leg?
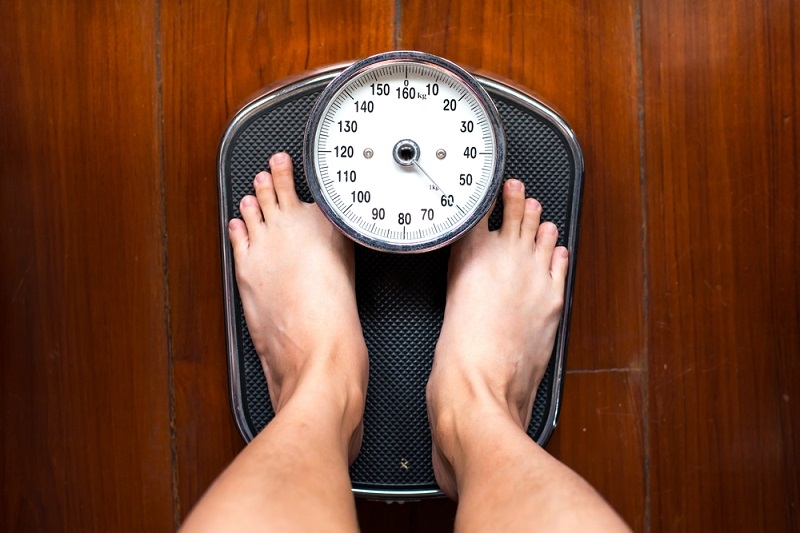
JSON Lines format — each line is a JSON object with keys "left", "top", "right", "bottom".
{"left": 427, "top": 179, "right": 631, "bottom": 532}
{"left": 181, "top": 153, "right": 367, "bottom": 532}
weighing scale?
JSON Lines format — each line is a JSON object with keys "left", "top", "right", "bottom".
{"left": 218, "top": 51, "right": 583, "bottom": 499}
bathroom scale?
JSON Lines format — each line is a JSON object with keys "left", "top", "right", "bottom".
{"left": 218, "top": 52, "right": 583, "bottom": 499}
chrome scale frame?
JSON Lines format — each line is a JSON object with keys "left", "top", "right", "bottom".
{"left": 217, "top": 58, "right": 584, "bottom": 500}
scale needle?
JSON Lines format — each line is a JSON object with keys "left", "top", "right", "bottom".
{"left": 411, "top": 160, "right": 448, "bottom": 196}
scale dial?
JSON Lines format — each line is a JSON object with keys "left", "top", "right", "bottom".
{"left": 303, "top": 51, "right": 506, "bottom": 253}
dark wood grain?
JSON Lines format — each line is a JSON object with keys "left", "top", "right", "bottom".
{"left": 642, "top": 0, "right": 800, "bottom": 530}
{"left": 159, "top": 0, "right": 396, "bottom": 520}
{"left": 0, "top": 1, "right": 174, "bottom": 530}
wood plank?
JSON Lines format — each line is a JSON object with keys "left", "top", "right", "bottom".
{"left": 548, "top": 371, "right": 646, "bottom": 531}
{"left": 159, "top": 0, "right": 396, "bottom": 519}
{"left": 402, "top": 0, "right": 645, "bottom": 371}
{"left": 642, "top": 0, "right": 800, "bottom": 530}
{"left": 0, "top": 1, "right": 174, "bottom": 530}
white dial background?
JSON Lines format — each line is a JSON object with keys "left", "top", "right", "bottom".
{"left": 311, "top": 61, "right": 499, "bottom": 248}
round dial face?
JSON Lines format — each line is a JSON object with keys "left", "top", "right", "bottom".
{"left": 304, "top": 51, "right": 505, "bottom": 253}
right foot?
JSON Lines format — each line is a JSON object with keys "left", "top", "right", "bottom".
{"left": 229, "top": 153, "right": 369, "bottom": 462}
{"left": 426, "top": 179, "right": 569, "bottom": 498}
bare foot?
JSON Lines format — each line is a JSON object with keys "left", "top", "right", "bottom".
{"left": 426, "top": 178, "right": 569, "bottom": 498}
{"left": 229, "top": 153, "right": 368, "bottom": 462}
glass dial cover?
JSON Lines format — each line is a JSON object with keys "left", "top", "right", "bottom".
{"left": 303, "top": 51, "right": 506, "bottom": 253}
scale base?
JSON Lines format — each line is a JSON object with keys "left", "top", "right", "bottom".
{"left": 218, "top": 64, "right": 583, "bottom": 500}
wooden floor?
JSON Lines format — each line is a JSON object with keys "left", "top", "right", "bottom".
{"left": 1, "top": 1, "right": 797, "bottom": 531}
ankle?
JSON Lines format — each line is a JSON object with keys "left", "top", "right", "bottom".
{"left": 428, "top": 390, "right": 533, "bottom": 500}
{"left": 282, "top": 352, "right": 367, "bottom": 431}
{"left": 427, "top": 375, "right": 515, "bottom": 463}
{"left": 427, "top": 358, "right": 528, "bottom": 428}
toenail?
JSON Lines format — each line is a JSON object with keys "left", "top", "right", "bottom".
{"left": 255, "top": 172, "right": 267, "bottom": 184}
{"left": 507, "top": 179, "right": 523, "bottom": 191}
{"left": 271, "top": 152, "right": 287, "bottom": 164}
{"left": 525, "top": 198, "right": 541, "bottom": 210}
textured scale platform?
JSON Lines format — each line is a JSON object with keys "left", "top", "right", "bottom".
{"left": 218, "top": 66, "right": 583, "bottom": 499}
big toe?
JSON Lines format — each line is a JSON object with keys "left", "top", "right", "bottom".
{"left": 269, "top": 152, "right": 301, "bottom": 209}
{"left": 499, "top": 179, "right": 526, "bottom": 238}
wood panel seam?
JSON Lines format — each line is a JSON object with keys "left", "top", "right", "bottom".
{"left": 152, "top": 0, "right": 182, "bottom": 527}
{"left": 633, "top": 1, "right": 650, "bottom": 531}
{"left": 394, "top": 0, "right": 401, "bottom": 49}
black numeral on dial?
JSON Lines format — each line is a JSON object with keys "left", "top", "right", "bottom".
{"left": 351, "top": 191, "right": 371, "bottom": 203}
{"left": 335, "top": 145, "right": 354, "bottom": 158}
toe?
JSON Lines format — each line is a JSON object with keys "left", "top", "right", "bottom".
{"left": 269, "top": 152, "right": 301, "bottom": 209}
{"left": 254, "top": 171, "right": 278, "bottom": 213}
{"left": 499, "top": 179, "right": 526, "bottom": 238}
{"left": 239, "top": 195, "right": 264, "bottom": 232}
{"left": 534, "top": 221, "right": 559, "bottom": 261}
{"left": 550, "top": 246, "right": 569, "bottom": 289}
{"left": 228, "top": 218, "right": 250, "bottom": 257}
{"left": 521, "top": 198, "right": 542, "bottom": 245}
